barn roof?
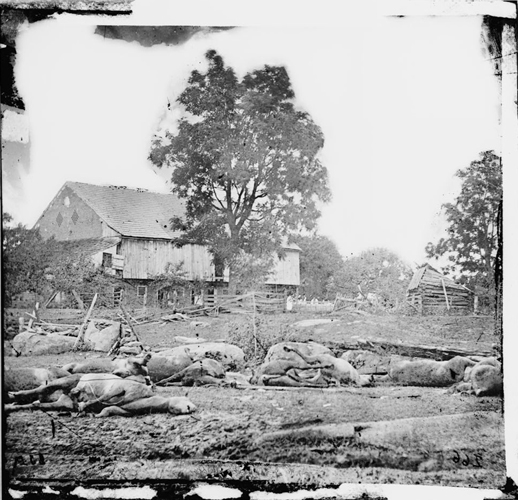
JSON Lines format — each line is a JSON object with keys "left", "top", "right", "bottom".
{"left": 408, "top": 264, "right": 472, "bottom": 292}
{"left": 284, "top": 241, "right": 302, "bottom": 252}
{"left": 66, "top": 182, "right": 185, "bottom": 240}
{"left": 62, "top": 182, "right": 301, "bottom": 250}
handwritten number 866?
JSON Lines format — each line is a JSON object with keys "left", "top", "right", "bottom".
{"left": 451, "top": 450, "right": 482, "bottom": 467}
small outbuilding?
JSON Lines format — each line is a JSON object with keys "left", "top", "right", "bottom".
{"left": 406, "top": 264, "right": 474, "bottom": 314}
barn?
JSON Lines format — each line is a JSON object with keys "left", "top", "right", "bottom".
{"left": 406, "top": 264, "right": 474, "bottom": 314}
{"left": 34, "top": 181, "right": 300, "bottom": 305}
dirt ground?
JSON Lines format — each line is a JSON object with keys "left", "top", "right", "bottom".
{"left": 4, "top": 309, "right": 506, "bottom": 492}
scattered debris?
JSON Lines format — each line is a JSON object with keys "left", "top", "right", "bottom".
{"left": 73, "top": 294, "right": 99, "bottom": 349}
{"left": 108, "top": 305, "right": 146, "bottom": 356}
{"left": 10, "top": 296, "right": 148, "bottom": 356}
{"left": 162, "top": 313, "right": 191, "bottom": 322}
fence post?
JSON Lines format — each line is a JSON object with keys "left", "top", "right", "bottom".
{"left": 71, "top": 290, "right": 85, "bottom": 311}
{"left": 252, "top": 291, "right": 258, "bottom": 360}
{"left": 28, "top": 302, "right": 40, "bottom": 329}
{"left": 440, "top": 279, "right": 450, "bottom": 310}
{"left": 73, "top": 293, "right": 98, "bottom": 350}
{"left": 120, "top": 302, "right": 142, "bottom": 344}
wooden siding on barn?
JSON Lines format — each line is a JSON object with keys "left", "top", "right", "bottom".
{"left": 265, "top": 249, "right": 300, "bottom": 286}
{"left": 120, "top": 238, "right": 215, "bottom": 280}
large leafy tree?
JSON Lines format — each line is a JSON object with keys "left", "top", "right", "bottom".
{"left": 292, "top": 234, "right": 345, "bottom": 300}
{"left": 425, "top": 151, "right": 502, "bottom": 304}
{"left": 149, "top": 50, "right": 330, "bottom": 291}
{"left": 328, "top": 248, "right": 412, "bottom": 306}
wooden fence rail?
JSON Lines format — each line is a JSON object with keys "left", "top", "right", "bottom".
{"left": 207, "top": 291, "right": 286, "bottom": 314}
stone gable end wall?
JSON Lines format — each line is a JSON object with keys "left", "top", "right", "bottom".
{"left": 35, "top": 185, "right": 106, "bottom": 240}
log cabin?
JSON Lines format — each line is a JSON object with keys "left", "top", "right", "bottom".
{"left": 406, "top": 264, "right": 474, "bottom": 314}
{"left": 34, "top": 182, "right": 300, "bottom": 305}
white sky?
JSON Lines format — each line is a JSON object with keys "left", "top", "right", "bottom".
{"left": 3, "top": 6, "right": 502, "bottom": 268}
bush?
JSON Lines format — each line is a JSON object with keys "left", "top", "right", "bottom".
{"left": 227, "top": 315, "right": 290, "bottom": 365}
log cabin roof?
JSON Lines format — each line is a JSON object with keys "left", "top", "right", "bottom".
{"left": 66, "top": 182, "right": 184, "bottom": 239}
{"left": 408, "top": 264, "right": 472, "bottom": 293}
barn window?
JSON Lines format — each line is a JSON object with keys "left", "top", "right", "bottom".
{"left": 102, "top": 253, "right": 112, "bottom": 267}
{"left": 137, "top": 286, "right": 147, "bottom": 297}
{"left": 71, "top": 210, "right": 79, "bottom": 224}
{"left": 214, "top": 254, "right": 224, "bottom": 279}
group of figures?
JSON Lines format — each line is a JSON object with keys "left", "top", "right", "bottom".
{"left": 4, "top": 341, "right": 503, "bottom": 418}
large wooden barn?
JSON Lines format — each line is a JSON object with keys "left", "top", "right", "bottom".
{"left": 34, "top": 182, "right": 300, "bottom": 304}
{"left": 406, "top": 264, "right": 474, "bottom": 314}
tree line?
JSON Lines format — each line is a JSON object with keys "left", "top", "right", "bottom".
{"left": 148, "top": 49, "right": 501, "bottom": 309}
{"left": 425, "top": 150, "right": 502, "bottom": 309}
{"left": 2, "top": 48, "right": 502, "bottom": 313}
